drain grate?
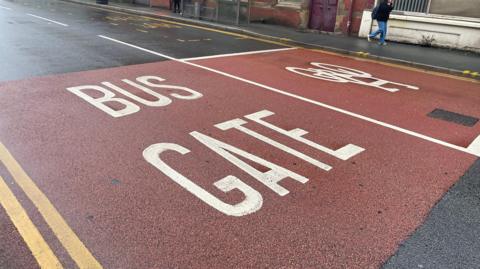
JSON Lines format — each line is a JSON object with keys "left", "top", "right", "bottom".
{"left": 427, "top": 108, "right": 479, "bottom": 127}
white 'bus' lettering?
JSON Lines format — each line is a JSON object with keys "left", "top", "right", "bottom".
{"left": 66, "top": 85, "right": 140, "bottom": 118}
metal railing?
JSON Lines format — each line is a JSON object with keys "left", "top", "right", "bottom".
{"left": 180, "top": 0, "right": 251, "bottom": 25}
{"left": 181, "top": 0, "right": 218, "bottom": 21}
{"left": 393, "top": 0, "right": 431, "bottom": 13}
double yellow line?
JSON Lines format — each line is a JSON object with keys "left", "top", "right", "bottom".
{"left": 0, "top": 142, "right": 102, "bottom": 269}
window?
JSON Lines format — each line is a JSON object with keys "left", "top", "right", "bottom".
{"left": 393, "top": 0, "right": 430, "bottom": 13}
{"left": 277, "top": 0, "right": 303, "bottom": 8}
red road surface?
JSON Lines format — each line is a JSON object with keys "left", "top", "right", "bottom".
{"left": 195, "top": 49, "right": 480, "bottom": 149}
{"left": 0, "top": 208, "right": 38, "bottom": 269}
{"left": 0, "top": 49, "right": 478, "bottom": 268}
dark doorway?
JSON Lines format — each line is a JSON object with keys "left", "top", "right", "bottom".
{"left": 309, "top": 0, "right": 338, "bottom": 32}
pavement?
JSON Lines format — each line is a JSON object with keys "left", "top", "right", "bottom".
{"left": 62, "top": 0, "right": 480, "bottom": 77}
{"left": 0, "top": 0, "right": 479, "bottom": 268}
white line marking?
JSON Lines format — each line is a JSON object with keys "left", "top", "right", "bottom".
{"left": 27, "top": 14, "right": 68, "bottom": 27}
{"left": 0, "top": 5, "right": 11, "bottom": 10}
{"left": 468, "top": 135, "right": 480, "bottom": 153}
{"left": 97, "top": 35, "right": 480, "bottom": 157}
{"left": 181, "top": 48, "right": 296, "bottom": 61}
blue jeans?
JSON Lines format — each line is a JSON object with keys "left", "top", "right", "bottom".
{"left": 369, "top": 20, "right": 387, "bottom": 44}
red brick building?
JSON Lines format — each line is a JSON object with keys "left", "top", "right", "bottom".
{"left": 248, "top": 0, "right": 375, "bottom": 35}
{"left": 149, "top": 0, "right": 376, "bottom": 35}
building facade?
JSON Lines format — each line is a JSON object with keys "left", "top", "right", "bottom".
{"left": 247, "top": 0, "right": 376, "bottom": 35}
{"left": 358, "top": 0, "right": 480, "bottom": 52}
{"left": 148, "top": 0, "right": 376, "bottom": 34}
{"left": 144, "top": 0, "right": 479, "bottom": 52}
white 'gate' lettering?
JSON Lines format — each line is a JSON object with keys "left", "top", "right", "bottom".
{"left": 144, "top": 110, "right": 366, "bottom": 216}
{"left": 244, "top": 110, "right": 365, "bottom": 160}
{"left": 143, "top": 143, "right": 263, "bottom": 217}
{"left": 190, "top": 131, "right": 309, "bottom": 196}
{"left": 214, "top": 118, "right": 332, "bottom": 171}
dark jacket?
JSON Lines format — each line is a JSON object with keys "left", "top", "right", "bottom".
{"left": 376, "top": 2, "right": 394, "bottom": 21}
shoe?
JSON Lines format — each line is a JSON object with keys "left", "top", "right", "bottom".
{"left": 378, "top": 42, "right": 387, "bottom": 46}
{"left": 367, "top": 36, "right": 371, "bottom": 42}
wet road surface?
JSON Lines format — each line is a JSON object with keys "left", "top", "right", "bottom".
{"left": 0, "top": 0, "right": 479, "bottom": 268}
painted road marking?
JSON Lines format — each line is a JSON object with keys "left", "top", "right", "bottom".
{"left": 310, "top": 49, "right": 480, "bottom": 84}
{"left": 143, "top": 108, "right": 361, "bottom": 216}
{"left": 0, "top": 5, "right": 11, "bottom": 10}
{"left": 182, "top": 45, "right": 472, "bottom": 83}
{"left": 144, "top": 143, "right": 264, "bottom": 217}
{"left": 1, "top": 53, "right": 476, "bottom": 268}
{"left": 79, "top": 1, "right": 477, "bottom": 83}
{"left": 27, "top": 14, "right": 69, "bottom": 27}
{"left": 97, "top": 35, "right": 480, "bottom": 157}
{"left": 0, "top": 142, "right": 103, "bottom": 269}
{"left": 214, "top": 116, "right": 333, "bottom": 172}
{"left": 85, "top": 5, "right": 291, "bottom": 47}
{"left": 181, "top": 47, "right": 296, "bottom": 61}
{"left": 66, "top": 75, "right": 203, "bottom": 118}
{"left": 244, "top": 110, "right": 365, "bottom": 160}
{"left": 0, "top": 175, "right": 63, "bottom": 269}
{"left": 286, "top": 62, "right": 419, "bottom": 92}
{"left": 191, "top": 48, "right": 480, "bottom": 157}
{"left": 469, "top": 136, "right": 480, "bottom": 154}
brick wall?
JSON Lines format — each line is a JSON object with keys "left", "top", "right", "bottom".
{"left": 249, "top": 0, "right": 310, "bottom": 28}
{"left": 335, "top": 0, "right": 374, "bottom": 34}
{"left": 248, "top": 0, "right": 375, "bottom": 34}
{"left": 146, "top": 0, "right": 377, "bottom": 35}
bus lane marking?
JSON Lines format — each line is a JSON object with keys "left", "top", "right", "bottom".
{"left": 66, "top": 75, "right": 203, "bottom": 118}
{"left": 93, "top": 35, "right": 480, "bottom": 157}
{"left": 63, "top": 64, "right": 366, "bottom": 215}
{"left": 144, "top": 109, "right": 364, "bottom": 216}
{"left": 286, "top": 62, "right": 420, "bottom": 92}
{"left": 0, "top": 142, "right": 103, "bottom": 269}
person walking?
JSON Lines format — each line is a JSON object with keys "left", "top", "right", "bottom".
{"left": 368, "top": 0, "right": 394, "bottom": 45}
{"left": 173, "top": 0, "right": 181, "bottom": 13}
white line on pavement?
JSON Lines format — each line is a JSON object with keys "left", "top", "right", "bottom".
{"left": 97, "top": 35, "right": 480, "bottom": 157}
{"left": 181, "top": 48, "right": 297, "bottom": 61}
{"left": 0, "top": 5, "right": 11, "bottom": 10}
{"left": 27, "top": 14, "right": 68, "bottom": 27}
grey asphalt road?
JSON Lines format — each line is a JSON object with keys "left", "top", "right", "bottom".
{"left": 383, "top": 159, "right": 480, "bottom": 269}
{"left": 0, "top": 0, "right": 284, "bottom": 82}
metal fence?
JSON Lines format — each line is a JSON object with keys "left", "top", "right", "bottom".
{"left": 393, "top": 0, "right": 430, "bottom": 13}
{"left": 180, "top": 0, "right": 250, "bottom": 25}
